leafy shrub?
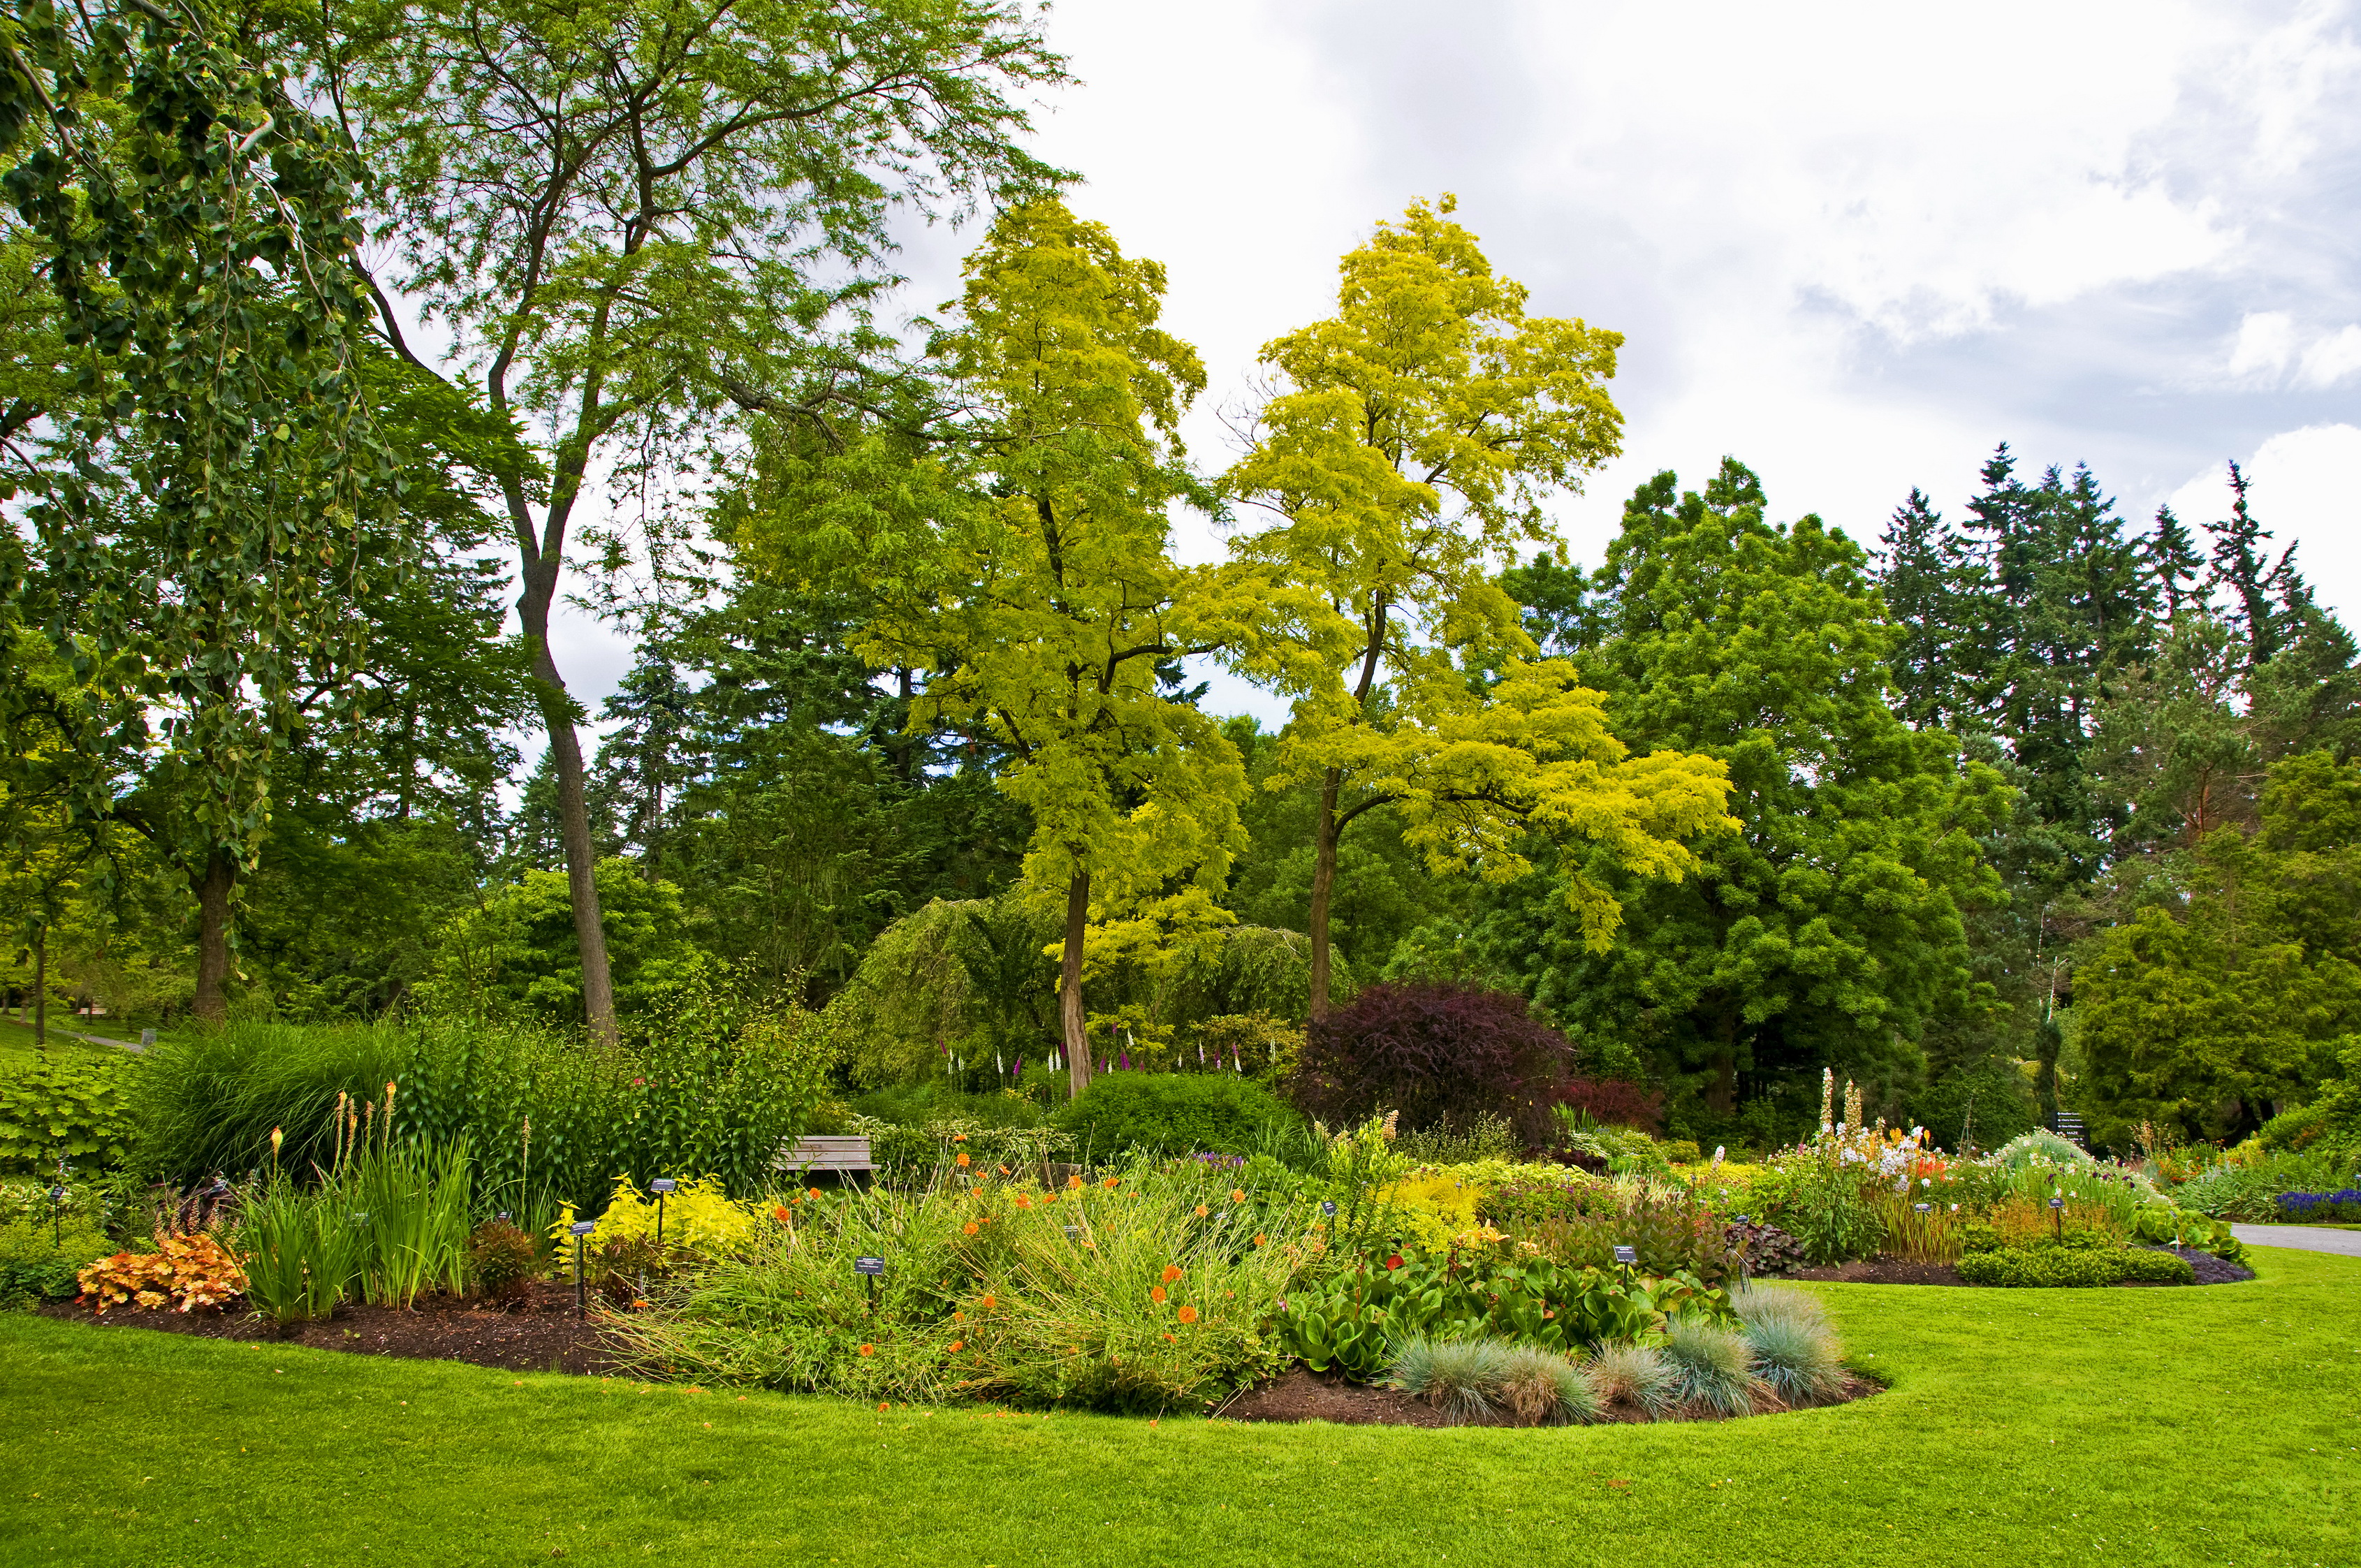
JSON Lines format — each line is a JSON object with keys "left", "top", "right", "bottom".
{"left": 466, "top": 1219, "right": 540, "bottom": 1306}
{"left": 852, "top": 1085, "right": 1049, "bottom": 1131}
{"left": 0, "top": 1216, "right": 115, "bottom": 1305}
{"left": 0, "top": 1053, "right": 136, "bottom": 1173}
{"left": 1276, "top": 1244, "right": 1730, "bottom": 1379}
{"left": 1727, "top": 1220, "right": 1808, "bottom": 1275}
{"left": 1391, "top": 1335, "right": 1512, "bottom": 1423}
{"left": 560, "top": 1175, "right": 761, "bottom": 1258}
{"left": 858, "top": 1118, "right": 1074, "bottom": 1185}
{"left": 1587, "top": 1341, "right": 1679, "bottom": 1419}
{"left": 77, "top": 1232, "right": 247, "bottom": 1312}
{"left": 1957, "top": 1243, "right": 2193, "bottom": 1288}
{"left": 1296, "top": 981, "right": 1574, "bottom": 1145}
{"left": 241, "top": 1183, "right": 365, "bottom": 1324}
{"left": 1051, "top": 1073, "right": 1299, "bottom": 1159}
{"left": 1662, "top": 1317, "right": 1758, "bottom": 1416}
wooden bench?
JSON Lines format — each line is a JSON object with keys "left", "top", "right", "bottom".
{"left": 775, "top": 1135, "right": 875, "bottom": 1180}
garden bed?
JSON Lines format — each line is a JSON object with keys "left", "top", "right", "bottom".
{"left": 1218, "top": 1365, "right": 1880, "bottom": 1427}
{"left": 1771, "top": 1244, "right": 2253, "bottom": 1288}
{"left": 37, "top": 1279, "right": 628, "bottom": 1375}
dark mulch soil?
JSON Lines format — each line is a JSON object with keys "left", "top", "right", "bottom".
{"left": 1772, "top": 1246, "right": 2255, "bottom": 1288}
{"left": 2142, "top": 1244, "right": 2256, "bottom": 1285}
{"left": 1218, "top": 1367, "right": 1879, "bottom": 1428}
{"left": 38, "top": 1280, "right": 630, "bottom": 1374}
{"left": 1775, "top": 1258, "right": 1966, "bottom": 1285}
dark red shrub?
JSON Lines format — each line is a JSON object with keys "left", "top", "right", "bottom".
{"left": 1552, "top": 1076, "right": 1664, "bottom": 1134}
{"left": 1295, "top": 981, "right": 1575, "bottom": 1144}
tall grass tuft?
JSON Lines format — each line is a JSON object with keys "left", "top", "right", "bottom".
{"left": 1743, "top": 1313, "right": 1847, "bottom": 1405}
{"left": 241, "top": 1182, "right": 365, "bottom": 1324}
{"left": 1496, "top": 1343, "right": 1602, "bottom": 1425}
{"left": 1661, "top": 1317, "right": 1760, "bottom": 1416}
{"left": 1586, "top": 1341, "right": 1678, "bottom": 1419}
{"left": 1390, "top": 1336, "right": 1511, "bottom": 1424}
{"left": 336, "top": 1140, "right": 473, "bottom": 1307}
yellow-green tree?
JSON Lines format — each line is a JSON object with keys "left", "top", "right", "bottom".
{"left": 1225, "top": 197, "right": 1731, "bottom": 1016}
{"left": 740, "top": 200, "right": 1248, "bottom": 1094}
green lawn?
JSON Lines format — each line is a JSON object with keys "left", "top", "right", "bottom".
{"left": 0, "top": 1018, "right": 126, "bottom": 1074}
{"left": 2, "top": 1248, "right": 2355, "bottom": 1568}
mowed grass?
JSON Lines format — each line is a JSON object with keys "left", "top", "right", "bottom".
{"left": 0, "top": 1018, "right": 127, "bottom": 1072}
{"left": 1, "top": 1249, "right": 2355, "bottom": 1568}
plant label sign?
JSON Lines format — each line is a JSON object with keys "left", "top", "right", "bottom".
{"left": 1321, "top": 1201, "right": 1338, "bottom": 1217}
{"left": 1915, "top": 1203, "right": 1932, "bottom": 1213}
{"left": 1613, "top": 1245, "right": 1637, "bottom": 1265}
{"left": 2049, "top": 1197, "right": 2066, "bottom": 1210}
{"left": 569, "top": 1220, "right": 596, "bottom": 1236}
{"left": 854, "top": 1256, "right": 885, "bottom": 1276}
{"left": 650, "top": 1179, "right": 678, "bottom": 1194}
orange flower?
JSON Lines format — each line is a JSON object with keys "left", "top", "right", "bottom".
{"left": 877, "top": 1401, "right": 890, "bottom": 1412}
{"left": 952, "top": 1133, "right": 967, "bottom": 1142}
{"left": 1254, "top": 1233, "right": 1266, "bottom": 1247}
{"left": 773, "top": 1206, "right": 791, "bottom": 1224}
{"left": 807, "top": 1187, "right": 821, "bottom": 1201}
{"left": 1176, "top": 1305, "right": 1198, "bottom": 1325}
{"left": 953, "top": 1310, "right": 965, "bottom": 1321}
{"left": 1015, "top": 1196, "right": 1032, "bottom": 1210}
{"left": 1162, "top": 1333, "right": 1176, "bottom": 1344}
{"left": 1067, "top": 1175, "right": 1082, "bottom": 1189}
{"left": 858, "top": 1344, "right": 876, "bottom": 1357}
{"left": 981, "top": 1294, "right": 996, "bottom": 1310}
{"left": 1150, "top": 1286, "right": 1167, "bottom": 1303}
{"left": 949, "top": 1340, "right": 964, "bottom": 1354}
{"left": 1160, "top": 1265, "right": 1183, "bottom": 1283}
{"left": 963, "top": 1222, "right": 979, "bottom": 1236}
{"left": 1231, "top": 1188, "right": 1245, "bottom": 1203}
{"left": 956, "top": 1152, "right": 971, "bottom": 1168}
{"left": 1194, "top": 1205, "right": 1209, "bottom": 1218}
{"left": 999, "top": 1165, "right": 1011, "bottom": 1175}
{"left": 1102, "top": 1177, "right": 1119, "bottom": 1189}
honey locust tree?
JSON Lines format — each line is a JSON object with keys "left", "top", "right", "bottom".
{"left": 735, "top": 199, "right": 1248, "bottom": 1095}
{"left": 1224, "top": 196, "right": 1730, "bottom": 1018}
{"left": 319, "top": 0, "right": 1064, "bottom": 1043}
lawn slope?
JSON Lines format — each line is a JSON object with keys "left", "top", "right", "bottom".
{"left": 1, "top": 1247, "right": 2354, "bottom": 1568}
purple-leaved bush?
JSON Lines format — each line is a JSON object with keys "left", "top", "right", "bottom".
{"left": 1296, "top": 981, "right": 1578, "bottom": 1145}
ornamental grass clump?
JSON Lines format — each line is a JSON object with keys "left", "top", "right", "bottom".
{"left": 1496, "top": 1343, "right": 1602, "bottom": 1425}
{"left": 1390, "top": 1335, "right": 1511, "bottom": 1423}
{"left": 1586, "top": 1341, "right": 1678, "bottom": 1419}
{"left": 1731, "top": 1287, "right": 1845, "bottom": 1405}
{"left": 1660, "top": 1317, "right": 1759, "bottom": 1416}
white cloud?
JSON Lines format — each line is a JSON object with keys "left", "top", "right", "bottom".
{"left": 2228, "top": 311, "right": 2302, "bottom": 381}
{"left": 2300, "top": 324, "right": 2361, "bottom": 387}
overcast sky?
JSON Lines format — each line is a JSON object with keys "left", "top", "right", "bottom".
{"left": 542, "top": 0, "right": 2361, "bottom": 738}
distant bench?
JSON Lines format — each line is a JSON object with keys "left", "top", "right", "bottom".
{"left": 775, "top": 1135, "right": 874, "bottom": 1182}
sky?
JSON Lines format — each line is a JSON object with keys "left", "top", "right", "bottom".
{"left": 536, "top": 0, "right": 2361, "bottom": 741}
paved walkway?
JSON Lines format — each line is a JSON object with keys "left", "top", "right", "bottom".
{"left": 2231, "top": 1224, "right": 2361, "bottom": 1257}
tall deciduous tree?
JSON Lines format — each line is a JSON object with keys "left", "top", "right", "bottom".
{"left": 742, "top": 199, "right": 1248, "bottom": 1094}
{"left": 3, "top": 0, "right": 404, "bottom": 1021}
{"left": 321, "top": 0, "right": 1063, "bottom": 1042}
{"left": 1224, "top": 197, "right": 1727, "bottom": 1018}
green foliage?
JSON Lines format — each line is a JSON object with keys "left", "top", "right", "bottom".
{"left": 1489, "top": 460, "right": 2011, "bottom": 1125}
{"left": 1051, "top": 1074, "right": 1300, "bottom": 1159}
{"left": 1388, "top": 1335, "right": 1513, "bottom": 1423}
{"left": 0, "top": 1050, "right": 133, "bottom": 1173}
{"left": 0, "top": 1215, "right": 112, "bottom": 1305}
{"left": 131, "top": 994, "right": 833, "bottom": 1207}
{"left": 1957, "top": 1243, "right": 2194, "bottom": 1288}
{"left": 465, "top": 1219, "right": 539, "bottom": 1307}
{"left": 1484, "top": 1176, "right": 1746, "bottom": 1283}
{"left": 611, "top": 1160, "right": 1304, "bottom": 1412}
{"left": 1274, "top": 1244, "right": 1731, "bottom": 1379}
{"left": 1908, "top": 1058, "right": 2043, "bottom": 1154}
{"left": 2077, "top": 755, "right": 2361, "bottom": 1144}
{"left": 240, "top": 1181, "right": 367, "bottom": 1324}
{"left": 423, "top": 860, "right": 710, "bottom": 1025}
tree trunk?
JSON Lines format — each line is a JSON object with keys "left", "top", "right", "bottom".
{"left": 193, "top": 849, "right": 235, "bottom": 1025}
{"left": 1060, "top": 870, "right": 1092, "bottom": 1097}
{"left": 519, "top": 561, "right": 617, "bottom": 1047}
{"left": 1707, "top": 1050, "right": 1737, "bottom": 1118}
{"left": 1307, "top": 767, "right": 1342, "bottom": 1021}
{"left": 31, "top": 928, "right": 46, "bottom": 1048}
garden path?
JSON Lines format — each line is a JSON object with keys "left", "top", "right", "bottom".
{"left": 2230, "top": 1224, "right": 2361, "bottom": 1257}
